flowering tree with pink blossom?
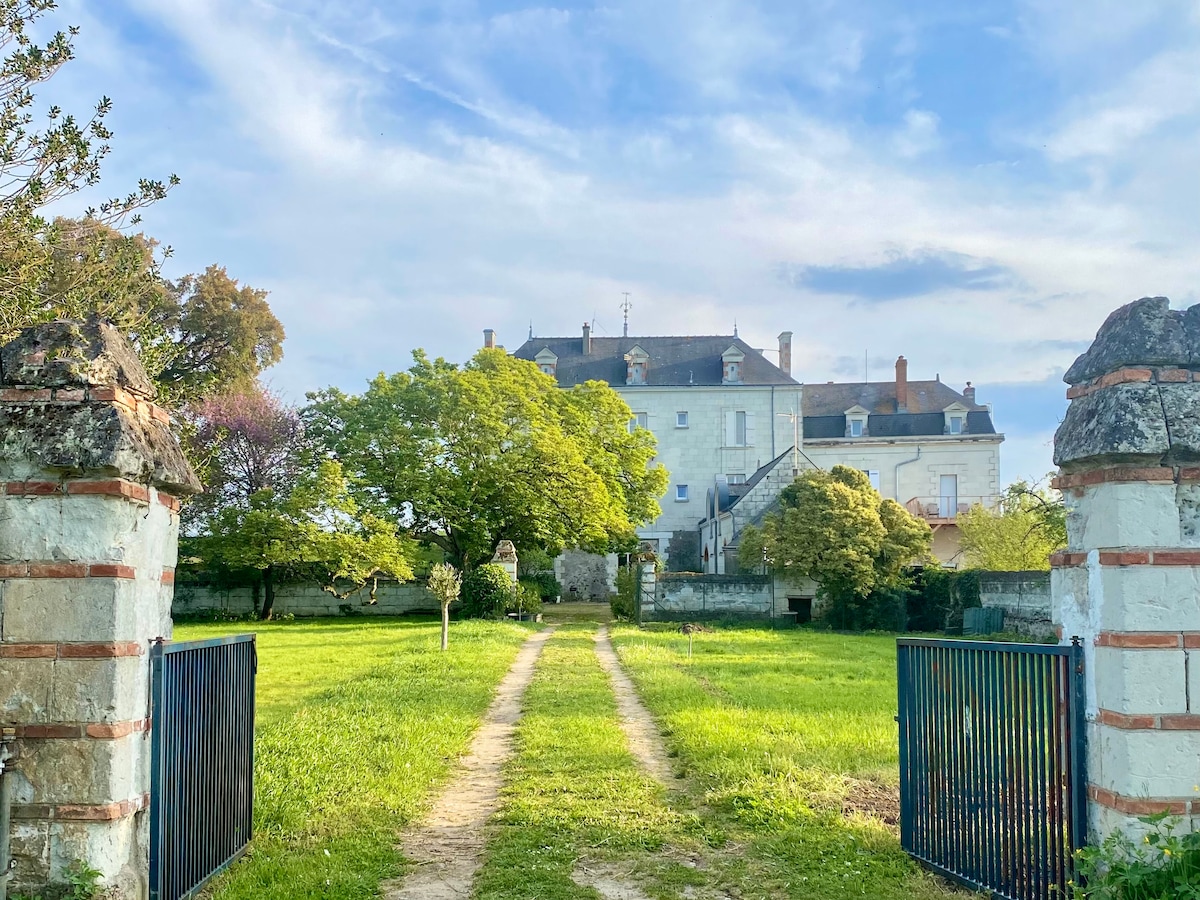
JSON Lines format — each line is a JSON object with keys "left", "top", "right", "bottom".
{"left": 186, "top": 386, "right": 414, "bottom": 619}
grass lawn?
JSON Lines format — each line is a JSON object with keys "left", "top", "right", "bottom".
{"left": 610, "top": 624, "right": 969, "bottom": 899}
{"left": 175, "top": 617, "right": 533, "bottom": 900}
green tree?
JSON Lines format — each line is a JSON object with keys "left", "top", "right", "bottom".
{"left": 958, "top": 479, "right": 1066, "bottom": 571}
{"left": 187, "top": 387, "right": 413, "bottom": 619}
{"left": 461, "top": 564, "right": 515, "bottom": 619}
{"left": 427, "top": 563, "right": 461, "bottom": 651}
{"left": 740, "top": 465, "right": 932, "bottom": 630}
{"left": 305, "top": 349, "right": 668, "bottom": 570}
{"left": 0, "top": 3, "right": 177, "bottom": 336}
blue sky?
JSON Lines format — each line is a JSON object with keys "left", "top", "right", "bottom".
{"left": 48, "top": 0, "right": 1200, "bottom": 484}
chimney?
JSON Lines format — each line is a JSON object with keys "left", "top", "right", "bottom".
{"left": 778, "top": 331, "right": 793, "bottom": 376}
{"left": 896, "top": 355, "right": 908, "bottom": 412}
{"left": 483, "top": 328, "right": 496, "bottom": 350}
{"left": 963, "top": 381, "right": 976, "bottom": 404}
{"left": 582, "top": 322, "right": 591, "bottom": 355}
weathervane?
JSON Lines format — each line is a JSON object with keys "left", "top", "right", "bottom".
{"left": 620, "top": 292, "right": 632, "bottom": 337}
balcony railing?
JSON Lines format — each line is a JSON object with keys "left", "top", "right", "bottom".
{"left": 904, "top": 495, "right": 999, "bottom": 523}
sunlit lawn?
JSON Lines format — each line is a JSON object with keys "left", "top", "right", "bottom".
{"left": 176, "top": 617, "right": 533, "bottom": 900}
{"left": 610, "top": 624, "right": 969, "bottom": 899}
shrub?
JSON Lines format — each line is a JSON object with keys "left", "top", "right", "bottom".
{"left": 611, "top": 567, "right": 638, "bottom": 621}
{"left": 523, "top": 571, "right": 562, "bottom": 601}
{"left": 461, "top": 564, "right": 515, "bottom": 618}
{"left": 1068, "top": 813, "right": 1200, "bottom": 899}
{"left": 510, "top": 581, "right": 543, "bottom": 617}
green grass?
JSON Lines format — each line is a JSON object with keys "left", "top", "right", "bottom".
{"left": 610, "top": 624, "right": 971, "bottom": 899}
{"left": 175, "top": 617, "right": 534, "bottom": 900}
{"left": 473, "top": 626, "right": 702, "bottom": 899}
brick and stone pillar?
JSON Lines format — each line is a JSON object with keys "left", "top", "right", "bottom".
{"left": 1052, "top": 296, "right": 1200, "bottom": 841}
{"left": 0, "top": 319, "right": 200, "bottom": 897}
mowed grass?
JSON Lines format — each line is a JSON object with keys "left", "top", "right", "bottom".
{"left": 473, "top": 626, "right": 701, "bottom": 899}
{"left": 174, "top": 617, "right": 534, "bottom": 900}
{"left": 610, "top": 625, "right": 969, "bottom": 899}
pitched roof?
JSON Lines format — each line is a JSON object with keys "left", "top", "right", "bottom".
{"left": 512, "top": 335, "right": 797, "bottom": 387}
{"left": 803, "top": 379, "right": 983, "bottom": 416}
{"left": 803, "top": 410, "right": 997, "bottom": 439}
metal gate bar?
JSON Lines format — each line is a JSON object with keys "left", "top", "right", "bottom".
{"left": 897, "top": 638, "right": 1086, "bottom": 900}
{"left": 150, "top": 634, "right": 256, "bottom": 900}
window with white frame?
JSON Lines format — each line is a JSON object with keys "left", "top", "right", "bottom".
{"left": 850, "top": 419, "right": 864, "bottom": 437}
{"left": 723, "top": 410, "right": 755, "bottom": 446}
{"left": 629, "top": 412, "right": 648, "bottom": 433}
{"left": 861, "top": 469, "right": 880, "bottom": 491}
{"left": 675, "top": 484, "right": 689, "bottom": 502}
{"left": 949, "top": 415, "right": 964, "bottom": 435}
{"left": 676, "top": 411, "right": 689, "bottom": 428}
{"left": 727, "top": 473, "right": 747, "bottom": 484}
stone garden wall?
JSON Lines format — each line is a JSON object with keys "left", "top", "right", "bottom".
{"left": 174, "top": 580, "right": 437, "bottom": 618}
{"left": 646, "top": 573, "right": 774, "bottom": 619}
{"left": 978, "top": 571, "right": 1053, "bottom": 638}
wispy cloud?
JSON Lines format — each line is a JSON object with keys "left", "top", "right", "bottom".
{"left": 780, "top": 250, "right": 1017, "bottom": 302}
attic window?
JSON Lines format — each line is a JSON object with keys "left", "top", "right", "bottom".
{"left": 844, "top": 406, "right": 869, "bottom": 438}
{"left": 949, "top": 416, "right": 964, "bottom": 435}
{"left": 942, "top": 403, "right": 969, "bottom": 436}
{"left": 850, "top": 419, "right": 863, "bottom": 437}
{"left": 625, "top": 346, "right": 650, "bottom": 386}
{"left": 725, "top": 360, "right": 740, "bottom": 382}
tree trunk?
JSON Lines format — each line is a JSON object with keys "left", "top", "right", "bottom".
{"left": 441, "top": 602, "right": 450, "bottom": 651}
{"left": 260, "top": 566, "right": 277, "bottom": 621}
{"left": 251, "top": 578, "right": 262, "bottom": 617}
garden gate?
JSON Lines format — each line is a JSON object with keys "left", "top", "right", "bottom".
{"left": 149, "top": 634, "right": 257, "bottom": 900}
{"left": 896, "top": 638, "right": 1087, "bottom": 900}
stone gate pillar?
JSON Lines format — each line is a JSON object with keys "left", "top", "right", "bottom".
{"left": 1052, "top": 296, "right": 1200, "bottom": 841}
{"left": 0, "top": 319, "right": 200, "bottom": 897}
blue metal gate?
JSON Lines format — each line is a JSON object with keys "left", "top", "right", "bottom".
{"left": 897, "top": 638, "right": 1087, "bottom": 900}
{"left": 150, "top": 634, "right": 257, "bottom": 900}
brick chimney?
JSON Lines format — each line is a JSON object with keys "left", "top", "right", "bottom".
{"left": 778, "top": 331, "right": 793, "bottom": 376}
{"left": 963, "top": 381, "right": 975, "bottom": 404}
{"left": 582, "top": 322, "right": 591, "bottom": 354}
{"left": 896, "top": 355, "right": 908, "bottom": 412}
{"left": 483, "top": 328, "right": 496, "bottom": 350}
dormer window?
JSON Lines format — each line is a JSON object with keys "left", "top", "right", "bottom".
{"left": 721, "top": 345, "right": 746, "bottom": 384}
{"left": 844, "top": 405, "right": 869, "bottom": 438}
{"left": 625, "top": 345, "right": 650, "bottom": 385}
{"left": 943, "top": 402, "right": 970, "bottom": 436}
{"left": 534, "top": 347, "right": 558, "bottom": 379}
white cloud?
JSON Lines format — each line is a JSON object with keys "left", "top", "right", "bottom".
{"left": 892, "top": 109, "right": 940, "bottom": 158}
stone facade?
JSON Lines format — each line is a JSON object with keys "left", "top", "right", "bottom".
{"left": 0, "top": 318, "right": 200, "bottom": 897}
{"left": 174, "top": 581, "right": 437, "bottom": 618}
{"left": 554, "top": 549, "right": 617, "bottom": 600}
{"left": 1051, "top": 296, "right": 1200, "bottom": 840}
{"left": 978, "top": 571, "right": 1053, "bottom": 638}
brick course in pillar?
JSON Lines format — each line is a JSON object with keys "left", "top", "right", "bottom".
{"left": 1053, "top": 296, "right": 1200, "bottom": 840}
{"left": 0, "top": 318, "right": 199, "bottom": 898}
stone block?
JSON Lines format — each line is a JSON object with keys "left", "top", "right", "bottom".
{"left": 1160, "top": 383, "right": 1200, "bottom": 464}
{"left": 0, "top": 577, "right": 138, "bottom": 642}
{"left": 49, "top": 657, "right": 148, "bottom": 723}
{"left": 52, "top": 818, "right": 145, "bottom": 898}
{"left": 1053, "top": 383, "right": 1170, "bottom": 467}
{"left": 1096, "top": 724, "right": 1200, "bottom": 798}
{"left": 15, "top": 734, "right": 141, "bottom": 805}
{"left": 1068, "top": 481, "right": 1182, "bottom": 548}
{"left": 0, "top": 658, "right": 54, "bottom": 719}
{"left": 1094, "top": 647, "right": 1188, "bottom": 714}
{"left": 9, "top": 820, "right": 50, "bottom": 890}
{"left": 1097, "top": 565, "right": 1200, "bottom": 632}
{"left": 1189, "top": 649, "right": 1200, "bottom": 714}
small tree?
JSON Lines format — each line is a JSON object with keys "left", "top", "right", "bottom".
{"left": 740, "top": 466, "right": 932, "bottom": 630}
{"left": 461, "top": 564, "right": 515, "bottom": 619}
{"left": 427, "top": 563, "right": 461, "bottom": 651}
{"left": 959, "top": 478, "right": 1067, "bottom": 571}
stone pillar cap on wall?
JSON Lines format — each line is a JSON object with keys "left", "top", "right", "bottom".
{"left": 2, "top": 316, "right": 157, "bottom": 397}
{"left": 0, "top": 317, "right": 201, "bottom": 494}
{"left": 1055, "top": 297, "right": 1200, "bottom": 470}
{"left": 492, "top": 540, "right": 518, "bottom": 563}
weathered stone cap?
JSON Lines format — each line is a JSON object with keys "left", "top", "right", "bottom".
{"left": 1, "top": 316, "right": 157, "bottom": 398}
{"left": 0, "top": 318, "right": 201, "bottom": 494}
{"left": 1063, "top": 297, "right": 1200, "bottom": 385}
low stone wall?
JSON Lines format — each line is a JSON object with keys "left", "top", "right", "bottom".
{"left": 979, "top": 571, "right": 1053, "bottom": 638}
{"left": 174, "top": 580, "right": 437, "bottom": 618}
{"left": 648, "top": 573, "right": 773, "bottom": 619}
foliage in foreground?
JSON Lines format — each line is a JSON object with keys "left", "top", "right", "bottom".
{"left": 612, "top": 566, "right": 638, "bottom": 621}
{"left": 1068, "top": 813, "right": 1200, "bottom": 899}
{"left": 740, "top": 466, "right": 932, "bottom": 630}
{"left": 959, "top": 478, "right": 1067, "bottom": 571}
{"left": 177, "top": 618, "right": 532, "bottom": 900}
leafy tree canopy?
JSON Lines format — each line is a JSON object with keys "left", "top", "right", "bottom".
{"left": 306, "top": 349, "right": 668, "bottom": 570}
{"left": 186, "top": 387, "right": 414, "bottom": 619}
{"left": 958, "top": 478, "right": 1066, "bottom": 571}
{"left": 739, "top": 465, "right": 932, "bottom": 605}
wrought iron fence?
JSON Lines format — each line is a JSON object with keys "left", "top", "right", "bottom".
{"left": 896, "top": 638, "right": 1087, "bottom": 900}
{"left": 150, "top": 634, "right": 257, "bottom": 900}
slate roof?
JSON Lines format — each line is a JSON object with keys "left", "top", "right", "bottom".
{"left": 512, "top": 335, "right": 797, "bottom": 387}
{"left": 803, "top": 410, "right": 997, "bottom": 439}
{"left": 803, "top": 379, "right": 983, "bottom": 416}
